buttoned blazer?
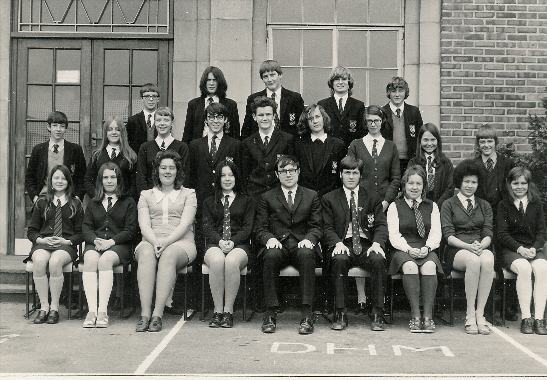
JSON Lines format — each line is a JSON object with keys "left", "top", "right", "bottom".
{"left": 240, "top": 130, "right": 294, "bottom": 197}
{"left": 321, "top": 186, "right": 388, "bottom": 252}
{"left": 241, "top": 87, "right": 305, "bottom": 139}
{"left": 126, "top": 111, "right": 157, "bottom": 156}
{"left": 82, "top": 196, "right": 137, "bottom": 245}
{"left": 317, "top": 96, "right": 366, "bottom": 148}
{"left": 474, "top": 154, "right": 515, "bottom": 208}
{"left": 182, "top": 97, "right": 241, "bottom": 143}
{"left": 381, "top": 103, "right": 423, "bottom": 160}
{"left": 25, "top": 140, "right": 87, "bottom": 201}
{"left": 295, "top": 135, "right": 347, "bottom": 197}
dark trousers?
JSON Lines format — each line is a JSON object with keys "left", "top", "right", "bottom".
{"left": 262, "top": 238, "right": 316, "bottom": 308}
{"left": 331, "top": 238, "right": 386, "bottom": 311}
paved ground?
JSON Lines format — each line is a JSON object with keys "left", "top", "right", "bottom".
{"left": 1, "top": 302, "right": 546, "bottom": 377}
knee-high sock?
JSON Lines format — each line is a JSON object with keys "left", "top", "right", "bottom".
{"left": 402, "top": 274, "right": 420, "bottom": 318}
{"left": 98, "top": 270, "right": 114, "bottom": 314}
{"left": 82, "top": 272, "right": 98, "bottom": 314}
{"left": 515, "top": 270, "right": 532, "bottom": 319}
{"left": 421, "top": 275, "right": 437, "bottom": 319}
{"left": 49, "top": 275, "right": 64, "bottom": 311}
{"left": 33, "top": 275, "right": 49, "bottom": 312}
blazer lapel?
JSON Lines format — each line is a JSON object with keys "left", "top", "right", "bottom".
{"left": 337, "top": 188, "right": 350, "bottom": 232}
{"left": 319, "top": 137, "right": 334, "bottom": 173}
{"left": 302, "top": 139, "right": 313, "bottom": 173}
{"left": 330, "top": 97, "right": 343, "bottom": 122}
{"left": 292, "top": 186, "right": 303, "bottom": 213}
{"left": 277, "top": 187, "right": 291, "bottom": 213}
{"left": 280, "top": 88, "right": 289, "bottom": 121}
{"left": 213, "top": 136, "right": 229, "bottom": 166}
{"left": 265, "top": 130, "right": 280, "bottom": 156}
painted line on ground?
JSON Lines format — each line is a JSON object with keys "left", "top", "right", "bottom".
{"left": 491, "top": 325, "right": 547, "bottom": 369}
{"left": 134, "top": 311, "right": 193, "bottom": 375}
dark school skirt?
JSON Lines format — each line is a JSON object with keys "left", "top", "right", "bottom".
{"left": 28, "top": 243, "right": 78, "bottom": 262}
{"left": 501, "top": 247, "right": 547, "bottom": 269}
{"left": 83, "top": 243, "right": 133, "bottom": 266}
{"left": 388, "top": 249, "right": 444, "bottom": 275}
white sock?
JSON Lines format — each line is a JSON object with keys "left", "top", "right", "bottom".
{"left": 82, "top": 272, "right": 98, "bottom": 315}
{"left": 33, "top": 275, "right": 50, "bottom": 312}
{"left": 98, "top": 270, "right": 114, "bottom": 314}
{"left": 49, "top": 275, "right": 64, "bottom": 311}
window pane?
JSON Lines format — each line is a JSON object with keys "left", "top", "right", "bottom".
{"left": 26, "top": 121, "right": 49, "bottom": 155}
{"left": 131, "top": 87, "right": 143, "bottom": 120}
{"left": 370, "top": 31, "right": 398, "bottom": 68}
{"left": 104, "top": 86, "right": 130, "bottom": 120}
{"left": 350, "top": 68, "right": 367, "bottom": 103}
{"left": 369, "top": 0, "right": 402, "bottom": 24}
{"left": 28, "top": 49, "right": 53, "bottom": 83}
{"left": 302, "top": 68, "right": 331, "bottom": 105}
{"left": 133, "top": 50, "right": 158, "bottom": 85}
{"left": 303, "top": 30, "right": 332, "bottom": 67}
{"left": 27, "top": 85, "right": 52, "bottom": 120}
{"left": 303, "top": 0, "right": 334, "bottom": 23}
{"left": 368, "top": 69, "right": 398, "bottom": 106}
{"left": 55, "top": 86, "right": 80, "bottom": 120}
{"left": 56, "top": 50, "right": 81, "bottom": 84}
{"left": 339, "top": 30, "right": 367, "bottom": 68}
{"left": 269, "top": 0, "right": 302, "bottom": 23}
{"left": 280, "top": 68, "right": 300, "bottom": 96}
{"left": 105, "top": 50, "right": 129, "bottom": 84}
{"left": 64, "top": 122, "right": 80, "bottom": 145}
{"left": 337, "top": 0, "right": 368, "bottom": 23}
{"left": 272, "top": 29, "right": 301, "bottom": 67}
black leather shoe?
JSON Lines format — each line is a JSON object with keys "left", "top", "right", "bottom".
{"left": 220, "top": 312, "right": 234, "bottom": 328}
{"left": 505, "top": 307, "right": 519, "bottom": 322}
{"left": 46, "top": 310, "right": 59, "bottom": 324}
{"left": 534, "top": 319, "right": 547, "bottom": 335}
{"left": 520, "top": 317, "right": 534, "bottom": 334}
{"left": 370, "top": 312, "right": 386, "bottom": 331}
{"left": 298, "top": 316, "right": 314, "bottom": 335}
{"left": 164, "top": 303, "right": 184, "bottom": 316}
{"left": 148, "top": 316, "right": 162, "bottom": 332}
{"left": 209, "top": 312, "right": 223, "bottom": 328}
{"left": 135, "top": 316, "right": 150, "bottom": 332}
{"left": 357, "top": 302, "right": 367, "bottom": 314}
{"left": 331, "top": 311, "right": 348, "bottom": 331}
{"left": 261, "top": 314, "right": 276, "bottom": 334}
{"left": 33, "top": 310, "right": 48, "bottom": 324}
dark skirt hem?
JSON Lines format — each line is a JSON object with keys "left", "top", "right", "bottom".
{"left": 388, "top": 250, "right": 444, "bottom": 275}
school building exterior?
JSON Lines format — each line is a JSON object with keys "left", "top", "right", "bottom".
{"left": 0, "top": 0, "right": 545, "bottom": 255}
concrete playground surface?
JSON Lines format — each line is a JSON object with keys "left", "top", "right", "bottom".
{"left": 0, "top": 302, "right": 546, "bottom": 379}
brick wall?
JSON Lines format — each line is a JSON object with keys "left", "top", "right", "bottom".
{"left": 440, "top": 0, "right": 547, "bottom": 161}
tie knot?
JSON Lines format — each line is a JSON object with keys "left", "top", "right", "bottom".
{"left": 208, "top": 97, "right": 214, "bottom": 104}
{"left": 212, "top": 134, "right": 217, "bottom": 140}
{"left": 467, "top": 199, "right": 472, "bottom": 207}
{"left": 351, "top": 190, "right": 355, "bottom": 198}
{"left": 224, "top": 194, "right": 229, "bottom": 202}
{"left": 427, "top": 155, "right": 432, "bottom": 163}
{"left": 53, "top": 144, "right": 59, "bottom": 153}
{"left": 108, "top": 196, "right": 112, "bottom": 202}
{"left": 288, "top": 190, "right": 292, "bottom": 195}
{"left": 373, "top": 139, "right": 378, "bottom": 144}
{"left": 271, "top": 92, "right": 276, "bottom": 100}
{"left": 396, "top": 108, "right": 401, "bottom": 118}
{"left": 412, "top": 199, "right": 418, "bottom": 208}
{"left": 56, "top": 199, "right": 61, "bottom": 207}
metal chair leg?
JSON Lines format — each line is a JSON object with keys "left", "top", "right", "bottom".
{"left": 78, "top": 270, "right": 83, "bottom": 318}
{"left": 502, "top": 279, "right": 507, "bottom": 326}
{"left": 67, "top": 272, "right": 73, "bottom": 320}
{"left": 242, "top": 274, "right": 247, "bottom": 321}
{"left": 25, "top": 272, "right": 30, "bottom": 319}
{"left": 390, "top": 278, "right": 395, "bottom": 324}
{"left": 449, "top": 277, "right": 454, "bottom": 326}
{"left": 120, "top": 271, "right": 125, "bottom": 319}
{"left": 201, "top": 273, "right": 206, "bottom": 321}
{"left": 183, "top": 273, "right": 188, "bottom": 321}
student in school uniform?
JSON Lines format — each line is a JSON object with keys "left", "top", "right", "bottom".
{"left": 317, "top": 66, "right": 366, "bottom": 148}
{"left": 81, "top": 162, "right": 137, "bottom": 328}
{"left": 294, "top": 104, "right": 346, "bottom": 197}
{"left": 25, "top": 111, "right": 87, "bottom": 202}
{"left": 381, "top": 77, "right": 423, "bottom": 175}
{"left": 183, "top": 66, "right": 241, "bottom": 143}
{"left": 241, "top": 60, "right": 304, "bottom": 139}
{"left": 126, "top": 83, "right": 160, "bottom": 155}
{"left": 27, "top": 164, "right": 84, "bottom": 324}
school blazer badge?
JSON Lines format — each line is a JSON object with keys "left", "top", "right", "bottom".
{"left": 349, "top": 120, "right": 357, "bottom": 132}
{"left": 409, "top": 124, "right": 416, "bottom": 138}
{"left": 289, "top": 113, "right": 296, "bottom": 125}
{"left": 367, "top": 213, "right": 374, "bottom": 228}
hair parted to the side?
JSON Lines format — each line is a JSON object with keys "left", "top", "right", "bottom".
{"left": 275, "top": 154, "right": 299, "bottom": 172}
{"left": 93, "top": 162, "right": 124, "bottom": 201}
{"left": 385, "top": 77, "right": 409, "bottom": 99}
{"left": 401, "top": 164, "right": 427, "bottom": 200}
{"left": 47, "top": 111, "right": 68, "bottom": 127}
{"left": 259, "top": 59, "right": 283, "bottom": 77}
{"left": 327, "top": 66, "right": 354, "bottom": 96}
{"left": 140, "top": 83, "right": 160, "bottom": 97}
{"left": 43, "top": 164, "right": 81, "bottom": 219}
{"left": 251, "top": 96, "right": 277, "bottom": 115}
{"left": 296, "top": 104, "right": 331, "bottom": 137}
{"left": 152, "top": 150, "right": 185, "bottom": 190}
{"left": 414, "top": 123, "right": 450, "bottom": 166}
{"left": 340, "top": 155, "right": 364, "bottom": 174}
{"left": 475, "top": 124, "right": 499, "bottom": 148}
{"left": 505, "top": 166, "right": 541, "bottom": 203}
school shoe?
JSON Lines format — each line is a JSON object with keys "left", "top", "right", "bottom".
{"left": 520, "top": 317, "right": 534, "bottom": 334}
{"left": 46, "top": 310, "right": 59, "bottom": 324}
{"left": 422, "top": 318, "right": 436, "bottom": 333}
{"left": 409, "top": 317, "right": 421, "bottom": 333}
{"left": 298, "top": 316, "right": 314, "bottom": 335}
{"left": 135, "top": 316, "right": 150, "bottom": 332}
{"left": 33, "top": 310, "right": 49, "bottom": 324}
{"left": 261, "top": 314, "right": 276, "bottom": 334}
{"left": 477, "top": 322, "right": 491, "bottom": 335}
{"left": 95, "top": 312, "right": 109, "bottom": 328}
{"left": 220, "top": 312, "right": 234, "bottom": 328}
{"left": 331, "top": 311, "right": 348, "bottom": 331}
{"left": 82, "top": 312, "right": 97, "bottom": 328}
{"left": 148, "top": 316, "right": 162, "bottom": 332}
{"left": 534, "top": 319, "right": 547, "bottom": 335}
{"left": 464, "top": 317, "right": 478, "bottom": 335}
{"left": 209, "top": 312, "right": 223, "bottom": 328}
{"left": 164, "top": 303, "right": 185, "bottom": 316}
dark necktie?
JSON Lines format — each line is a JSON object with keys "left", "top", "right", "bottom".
{"left": 222, "top": 195, "right": 231, "bottom": 240}
{"left": 210, "top": 134, "right": 218, "bottom": 160}
{"left": 466, "top": 198, "right": 473, "bottom": 215}
{"left": 53, "top": 199, "right": 62, "bottom": 237}
{"left": 413, "top": 200, "right": 426, "bottom": 239}
{"left": 350, "top": 191, "right": 362, "bottom": 255}
{"left": 486, "top": 158, "right": 494, "bottom": 172}
{"left": 263, "top": 135, "right": 269, "bottom": 147}
{"left": 518, "top": 200, "right": 524, "bottom": 215}
{"left": 372, "top": 139, "right": 378, "bottom": 158}
{"left": 287, "top": 190, "right": 294, "bottom": 210}
{"left": 338, "top": 98, "right": 343, "bottom": 114}
{"left": 160, "top": 140, "right": 166, "bottom": 151}
{"left": 396, "top": 108, "right": 401, "bottom": 118}
{"left": 208, "top": 97, "right": 214, "bottom": 106}
{"left": 107, "top": 196, "right": 113, "bottom": 212}
{"left": 146, "top": 114, "right": 152, "bottom": 130}
{"left": 111, "top": 148, "right": 116, "bottom": 160}
{"left": 427, "top": 156, "right": 435, "bottom": 191}
{"left": 53, "top": 144, "right": 59, "bottom": 154}
{"left": 271, "top": 92, "right": 276, "bottom": 102}
{"left": 270, "top": 93, "right": 280, "bottom": 128}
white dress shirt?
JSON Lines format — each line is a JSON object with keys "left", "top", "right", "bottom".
{"left": 155, "top": 134, "right": 175, "bottom": 150}
{"left": 362, "top": 134, "right": 386, "bottom": 156}
{"left": 102, "top": 194, "right": 118, "bottom": 211}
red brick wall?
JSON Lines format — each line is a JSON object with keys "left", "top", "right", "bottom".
{"left": 440, "top": 0, "right": 546, "bottom": 160}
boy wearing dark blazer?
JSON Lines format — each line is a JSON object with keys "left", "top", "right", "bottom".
{"left": 381, "top": 77, "right": 423, "bottom": 174}
{"left": 322, "top": 156, "right": 388, "bottom": 331}
{"left": 255, "top": 155, "right": 322, "bottom": 335}
{"left": 317, "top": 66, "right": 366, "bottom": 148}
{"left": 25, "top": 111, "right": 87, "bottom": 202}
{"left": 241, "top": 60, "right": 304, "bottom": 139}
{"left": 126, "top": 83, "right": 160, "bottom": 155}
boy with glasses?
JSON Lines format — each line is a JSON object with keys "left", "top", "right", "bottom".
{"left": 127, "top": 83, "right": 160, "bottom": 155}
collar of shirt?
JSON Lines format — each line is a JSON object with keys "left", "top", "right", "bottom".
{"left": 266, "top": 88, "right": 282, "bottom": 101}
{"left": 425, "top": 153, "right": 436, "bottom": 169}
{"left": 514, "top": 196, "right": 528, "bottom": 211}
{"left": 389, "top": 102, "right": 405, "bottom": 115}
{"left": 259, "top": 130, "right": 274, "bottom": 144}
{"left": 155, "top": 134, "right": 175, "bottom": 149}
{"left": 404, "top": 197, "right": 423, "bottom": 208}
{"left": 333, "top": 93, "right": 349, "bottom": 109}
{"left": 102, "top": 194, "right": 118, "bottom": 210}
{"left": 49, "top": 139, "right": 65, "bottom": 152}
{"left": 143, "top": 110, "right": 155, "bottom": 123}
{"left": 106, "top": 144, "right": 120, "bottom": 157}
{"left": 152, "top": 187, "right": 181, "bottom": 204}
{"left": 281, "top": 186, "right": 298, "bottom": 203}
{"left": 204, "top": 95, "right": 220, "bottom": 108}
{"left": 311, "top": 133, "right": 327, "bottom": 143}
{"left": 482, "top": 152, "right": 497, "bottom": 166}
{"left": 222, "top": 191, "right": 235, "bottom": 206}
{"left": 53, "top": 194, "right": 68, "bottom": 206}
{"left": 457, "top": 192, "right": 475, "bottom": 209}
{"left": 343, "top": 186, "right": 359, "bottom": 207}
{"left": 208, "top": 131, "right": 223, "bottom": 148}
{"left": 363, "top": 134, "right": 385, "bottom": 154}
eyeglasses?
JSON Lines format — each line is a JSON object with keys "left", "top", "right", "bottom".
{"left": 278, "top": 168, "right": 298, "bottom": 175}
{"left": 366, "top": 119, "right": 382, "bottom": 125}
{"left": 142, "top": 95, "right": 159, "bottom": 100}
{"left": 207, "top": 114, "right": 225, "bottom": 121}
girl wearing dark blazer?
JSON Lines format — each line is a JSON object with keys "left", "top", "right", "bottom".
{"left": 496, "top": 167, "right": 547, "bottom": 335}
{"left": 183, "top": 66, "right": 240, "bottom": 142}
{"left": 202, "top": 160, "right": 255, "bottom": 328}
{"left": 81, "top": 162, "right": 137, "bottom": 328}
{"left": 84, "top": 117, "right": 137, "bottom": 200}
{"left": 407, "top": 123, "right": 454, "bottom": 207}
{"left": 441, "top": 159, "right": 494, "bottom": 335}
{"left": 27, "top": 164, "right": 84, "bottom": 324}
